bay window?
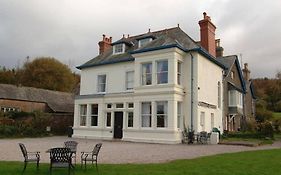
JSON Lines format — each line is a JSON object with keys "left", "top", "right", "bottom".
{"left": 228, "top": 90, "right": 243, "bottom": 108}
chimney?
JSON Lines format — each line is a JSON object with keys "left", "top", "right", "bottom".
{"left": 98, "top": 34, "right": 112, "bottom": 55}
{"left": 215, "top": 39, "right": 224, "bottom": 57}
{"left": 198, "top": 12, "right": 216, "bottom": 57}
{"left": 242, "top": 63, "right": 251, "bottom": 81}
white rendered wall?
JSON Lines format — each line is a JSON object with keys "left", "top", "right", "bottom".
{"left": 195, "top": 53, "right": 223, "bottom": 133}
{"left": 80, "top": 62, "right": 134, "bottom": 95}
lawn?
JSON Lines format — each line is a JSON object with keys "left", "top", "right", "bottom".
{"left": 0, "top": 149, "right": 281, "bottom": 175}
{"left": 273, "top": 112, "right": 281, "bottom": 119}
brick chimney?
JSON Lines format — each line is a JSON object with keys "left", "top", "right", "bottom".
{"left": 216, "top": 39, "right": 224, "bottom": 57}
{"left": 98, "top": 34, "right": 112, "bottom": 55}
{"left": 198, "top": 12, "right": 216, "bottom": 57}
{"left": 242, "top": 63, "right": 251, "bottom": 81}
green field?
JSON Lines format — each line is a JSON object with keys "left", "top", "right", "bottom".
{"left": 273, "top": 112, "right": 281, "bottom": 119}
{"left": 1, "top": 149, "right": 281, "bottom": 175}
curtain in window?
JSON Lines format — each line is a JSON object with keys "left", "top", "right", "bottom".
{"left": 157, "top": 61, "right": 168, "bottom": 84}
{"left": 142, "top": 64, "right": 152, "bottom": 85}
{"left": 141, "top": 102, "right": 151, "bottom": 127}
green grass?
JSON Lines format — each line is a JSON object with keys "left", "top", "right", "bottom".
{"left": 273, "top": 112, "right": 281, "bottom": 119}
{"left": 1, "top": 149, "right": 281, "bottom": 175}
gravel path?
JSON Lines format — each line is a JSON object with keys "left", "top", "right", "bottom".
{"left": 1, "top": 136, "right": 280, "bottom": 164}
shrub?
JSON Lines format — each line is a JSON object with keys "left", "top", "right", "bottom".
{"left": 272, "top": 118, "right": 281, "bottom": 133}
{"left": 256, "top": 107, "right": 273, "bottom": 122}
{"left": 257, "top": 121, "right": 274, "bottom": 139}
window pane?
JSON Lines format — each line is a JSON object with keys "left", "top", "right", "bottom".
{"left": 106, "top": 112, "right": 111, "bottom": 127}
{"left": 128, "top": 103, "right": 134, "bottom": 108}
{"left": 177, "top": 62, "right": 182, "bottom": 85}
{"left": 142, "top": 63, "right": 152, "bottom": 85}
{"left": 91, "top": 104, "right": 98, "bottom": 115}
{"left": 141, "top": 102, "right": 151, "bottom": 115}
{"left": 177, "top": 102, "right": 182, "bottom": 129}
{"left": 114, "top": 44, "right": 123, "bottom": 53}
{"left": 91, "top": 116, "right": 98, "bottom": 126}
{"left": 90, "top": 104, "right": 98, "bottom": 126}
{"left": 157, "top": 60, "right": 168, "bottom": 84}
{"left": 156, "top": 101, "right": 168, "bottom": 128}
{"left": 139, "top": 38, "right": 151, "bottom": 47}
{"left": 126, "top": 71, "right": 134, "bottom": 90}
{"left": 128, "top": 112, "right": 133, "bottom": 127}
{"left": 107, "top": 104, "right": 112, "bottom": 108}
{"left": 80, "top": 105, "right": 87, "bottom": 116}
{"left": 141, "top": 102, "right": 151, "bottom": 127}
{"left": 80, "top": 105, "right": 87, "bottom": 126}
{"left": 98, "top": 75, "right": 106, "bottom": 92}
{"left": 116, "top": 103, "right": 124, "bottom": 108}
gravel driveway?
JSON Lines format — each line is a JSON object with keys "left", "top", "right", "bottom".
{"left": 1, "top": 136, "right": 280, "bottom": 164}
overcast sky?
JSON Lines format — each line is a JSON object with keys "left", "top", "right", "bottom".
{"left": 0, "top": 0, "right": 280, "bottom": 78}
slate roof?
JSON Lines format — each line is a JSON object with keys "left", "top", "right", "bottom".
{"left": 0, "top": 84, "right": 74, "bottom": 113}
{"left": 77, "top": 27, "right": 224, "bottom": 69}
{"left": 217, "top": 55, "right": 246, "bottom": 92}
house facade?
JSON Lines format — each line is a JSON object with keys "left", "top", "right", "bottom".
{"left": 73, "top": 13, "right": 226, "bottom": 144}
{"left": 217, "top": 55, "right": 246, "bottom": 131}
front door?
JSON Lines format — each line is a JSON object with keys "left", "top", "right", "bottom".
{"left": 114, "top": 112, "right": 123, "bottom": 139}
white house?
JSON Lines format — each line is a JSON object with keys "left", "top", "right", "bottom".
{"left": 73, "top": 13, "right": 225, "bottom": 144}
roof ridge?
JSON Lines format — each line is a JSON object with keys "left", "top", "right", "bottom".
{"left": 0, "top": 83, "right": 73, "bottom": 95}
{"left": 124, "top": 26, "right": 179, "bottom": 40}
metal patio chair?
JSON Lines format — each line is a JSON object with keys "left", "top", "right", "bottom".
{"left": 64, "top": 141, "right": 78, "bottom": 164}
{"left": 49, "top": 147, "right": 73, "bottom": 175}
{"left": 18, "top": 143, "right": 40, "bottom": 171}
{"left": 81, "top": 143, "right": 102, "bottom": 169}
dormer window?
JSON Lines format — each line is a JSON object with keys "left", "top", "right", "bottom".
{"left": 113, "top": 43, "right": 125, "bottom": 54}
{"left": 138, "top": 38, "right": 152, "bottom": 48}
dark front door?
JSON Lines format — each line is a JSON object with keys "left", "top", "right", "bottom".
{"left": 114, "top": 112, "right": 123, "bottom": 139}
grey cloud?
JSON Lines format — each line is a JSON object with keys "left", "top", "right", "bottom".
{"left": 0, "top": 0, "right": 280, "bottom": 78}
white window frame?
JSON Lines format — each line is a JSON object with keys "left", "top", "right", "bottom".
{"left": 113, "top": 43, "right": 125, "bottom": 54}
{"left": 156, "top": 101, "right": 168, "bottom": 128}
{"left": 90, "top": 104, "right": 98, "bottom": 126}
{"left": 141, "top": 102, "right": 152, "bottom": 127}
{"left": 79, "top": 104, "right": 87, "bottom": 126}
{"left": 125, "top": 71, "right": 134, "bottom": 90}
{"left": 156, "top": 60, "right": 168, "bottom": 84}
{"left": 138, "top": 38, "right": 152, "bottom": 48}
{"left": 141, "top": 62, "right": 152, "bottom": 85}
{"left": 97, "top": 74, "right": 106, "bottom": 93}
